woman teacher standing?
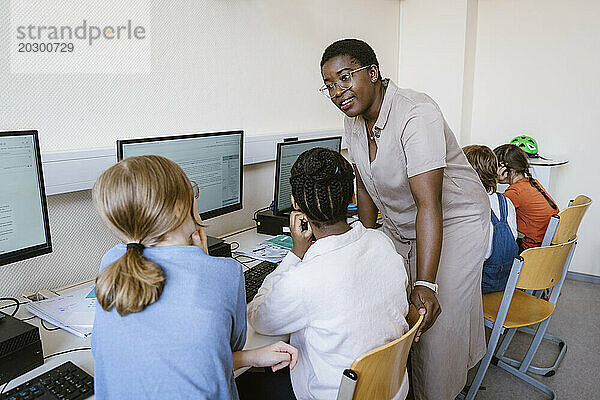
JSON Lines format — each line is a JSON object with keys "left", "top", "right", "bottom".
{"left": 320, "top": 39, "right": 490, "bottom": 399}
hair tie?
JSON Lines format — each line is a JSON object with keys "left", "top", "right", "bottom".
{"left": 127, "top": 242, "right": 145, "bottom": 252}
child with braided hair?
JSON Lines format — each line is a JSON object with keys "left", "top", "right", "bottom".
{"left": 494, "top": 144, "right": 559, "bottom": 250}
{"left": 248, "top": 148, "right": 410, "bottom": 400}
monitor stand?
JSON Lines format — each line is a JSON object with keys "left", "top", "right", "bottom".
{"left": 207, "top": 235, "right": 232, "bottom": 258}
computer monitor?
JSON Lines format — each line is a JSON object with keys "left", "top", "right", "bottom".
{"left": 273, "top": 136, "right": 342, "bottom": 214}
{"left": 0, "top": 131, "right": 52, "bottom": 267}
{"left": 117, "top": 131, "right": 243, "bottom": 221}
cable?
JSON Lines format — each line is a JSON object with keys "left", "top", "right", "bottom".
{"left": 19, "top": 315, "right": 36, "bottom": 322}
{"left": 232, "top": 254, "right": 254, "bottom": 267}
{"left": 219, "top": 225, "right": 255, "bottom": 239}
{"left": 43, "top": 347, "right": 91, "bottom": 360}
{"left": 0, "top": 298, "right": 21, "bottom": 316}
{"left": 230, "top": 241, "right": 240, "bottom": 251}
{"left": 1, "top": 381, "right": 9, "bottom": 395}
{"left": 253, "top": 204, "right": 272, "bottom": 222}
{"left": 0, "top": 300, "right": 27, "bottom": 309}
{"left": 41, "top": 320, "right": 61, "bottom": 331}
{"left": 54, "top": 279, "right": 94, "bottom": 293}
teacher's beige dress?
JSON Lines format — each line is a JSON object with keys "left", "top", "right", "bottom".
{"left": 344, "top": 79, "right": 490, "bottom": 399}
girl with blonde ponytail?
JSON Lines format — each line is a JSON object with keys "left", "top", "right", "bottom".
{"left": 91, "top": 155, "right": 297, "bottom": 400}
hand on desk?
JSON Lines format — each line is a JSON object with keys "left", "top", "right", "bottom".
{"left": 233, "top": 341, "right": 298, "bottom": 372}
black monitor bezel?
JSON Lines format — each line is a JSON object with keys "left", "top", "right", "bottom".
{"left": 273, "top": 136, "right": 342, "bottom": 215}
{"left": 0, "top": 130, "right": 52, "bottom": 267}
{"left": 116, "top": 130, "right": 244, "bottom": 221}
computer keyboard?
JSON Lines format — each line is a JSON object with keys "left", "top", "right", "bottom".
{"left": 244, "top": 261, "right": 278, "bottom": 303}
{"left": 1, "top": 361, "right": 93, "bottom": 400}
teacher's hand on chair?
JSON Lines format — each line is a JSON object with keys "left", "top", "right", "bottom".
{"left": 411, "top": 286, "right": 442, "bottom": 342}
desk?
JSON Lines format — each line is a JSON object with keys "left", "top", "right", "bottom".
{"left": 2, "top": 227, "right": 285, "bottom": 397}
{"left": 495, "top": 158, "right": 568, "bottom": 195}
{"left": 529, "top": 158, "right": 568, "bottom": 194}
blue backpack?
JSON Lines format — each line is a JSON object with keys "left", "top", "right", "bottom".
{"left": 482, "top": 193, "right": 519, "bottom": 294}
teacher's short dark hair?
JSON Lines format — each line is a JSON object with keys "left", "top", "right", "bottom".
{"left": 321, "top": 39, "right": 381, "bottom": 79}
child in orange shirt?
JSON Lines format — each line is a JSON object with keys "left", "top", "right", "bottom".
{"left": 494, "top": 144, "right": 559, "bottom": 251}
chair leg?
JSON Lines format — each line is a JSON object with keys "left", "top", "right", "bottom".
{"left": 493, "top": 320, "right": 556, "bottom": 398}
{"left": 521, "top": 320, "right": 549, "bottom": 371}
{"left": 499, "top": 325, "right": 567, "bottom": 377}
{"left": 465, "top": 324, "right": 506, "bottom": 400}
{"left": 496, "top": 359, "right": 555, "bottom": 399}
{"left": 464, "top": 350, "right": 494, "bottom": 400}
{"left": 495, "top": 327, "right": 517, "bottom": 359}
{"left": 466, "top": 258, "right": 522, "bottom": 399}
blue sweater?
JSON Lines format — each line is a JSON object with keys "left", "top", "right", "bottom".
{"left": 92, "top": 244, "right": 246, "bottom": 400}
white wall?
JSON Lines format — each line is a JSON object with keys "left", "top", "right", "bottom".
{"left": 0, "top": 1, "right": 402, "bottom": 297}
{"left": 398, "top": 0, "right": 477, "bottom": 142}
{"left": 470, "top": 0, "right": 600, "bottom": 276}
{"left": 1, "top": 0, "right": 400, "bottom": 152}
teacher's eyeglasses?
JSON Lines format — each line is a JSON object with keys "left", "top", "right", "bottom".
{"left": 319, "top": 65, "right": 374, "bottom": 99}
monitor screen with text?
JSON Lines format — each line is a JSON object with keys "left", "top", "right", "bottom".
{"left": 118, "top": 131, "right": 243, "bottom": 220}
{"left": 0, "top": 131, "right": 52, "bottom": 266}
{"left": 274, "top": 137, "right": 342, "bottom": 214}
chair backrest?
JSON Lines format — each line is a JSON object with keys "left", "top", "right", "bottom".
{"left": 349, "top": 305, "right": 423, "bottom": 400}
{"left": 548, "top": 195, "right": 592, "bottom": 245}
{"left": 516, "top": 238, "right": 577, "bottom": 291}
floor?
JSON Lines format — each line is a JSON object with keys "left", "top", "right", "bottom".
{"left": 465, "top": 279, "right": 600, "bottom": 399}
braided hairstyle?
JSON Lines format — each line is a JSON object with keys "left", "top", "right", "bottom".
{"left": 494, "top": 144, "right": 558, "bottom": 210}
{"left": 289, "top": 148, "right": 355, "bottom": 228}
{"left": 320, "top": 39, "right": 382, "bottom": 80}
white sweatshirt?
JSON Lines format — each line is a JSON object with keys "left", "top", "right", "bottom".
{"left": 248, "top": 222, "right": 410, "bottom": 400}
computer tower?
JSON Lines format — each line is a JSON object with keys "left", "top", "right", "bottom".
{"left": 0, "top": 312, "right": 43, "bottom": 385}
{"left": 255, "top": 209, "right": 290, "bottom": 236}
{"left": 207, "top": 236, "right": 232, "bottom": 258}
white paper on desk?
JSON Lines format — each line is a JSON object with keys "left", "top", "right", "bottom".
{"left": 26, "top": 284, "right": 96, "bottom": 337}
{"left": 235, "top": 241, "right": 289, "bottom": 262}
{"left": 27, "top": 306, "right": 93, "bottom": 338}
{"left": 67, "top": 286, "right": 97, "bottom": 325}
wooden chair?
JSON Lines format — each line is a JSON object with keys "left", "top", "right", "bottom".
{"left": 336, "top": 305, "right": 423, "bottom": 400}
{"left": 541, "top": 194, "right": 592, "bottom": 246}
{"left": 494, "top": 195, "right": 591, "bottom": 378}
{"left": 462, "top": 238, "right": 577, "bottom": 399}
